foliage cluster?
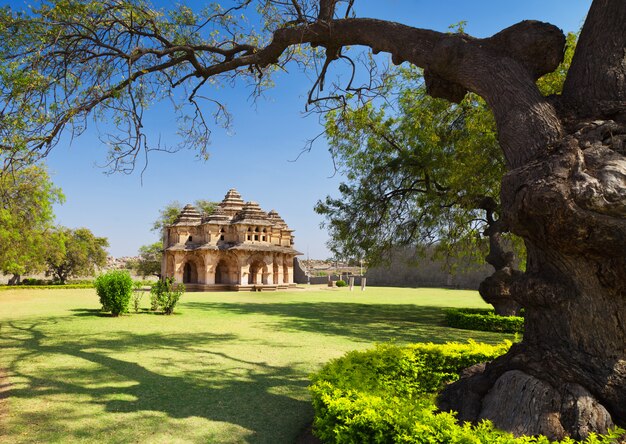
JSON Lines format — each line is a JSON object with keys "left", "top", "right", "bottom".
{"left": 0, "top": 165, "right": 64, "bottom": 280}
{"left": 131, "top": 281, "right": 145, "bottom": 313}
{"left": 94, "top": 270, "right": 133, "bottom": 316}
{"left": 20, "top": 278, "right": 68, "bottom": 286}
{"left": 315, "top": 66, "right": 505, "bottom": 267}
{"left": 310, "top": 341, "right": 623, "bottom": 443}
{"left": 127, "top": 242, "right": 162, "bottom": 278}
{"left": 45, "top": 227, "right": 109, "bottom": 284}
{"left": 150, "top": 277, "right": 184, "bottom": 315}
{"left": 316, "top": 33, "right": 576, "bottom": 269}
{"left": 445, "top": 308, "right": 524, "bottom": 334}
{"left": 335, "top": 279, "right": 347, "bottom": 287}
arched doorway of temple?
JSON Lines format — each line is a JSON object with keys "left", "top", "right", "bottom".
{"left": 248, "top": 259, "right": 267, "bottom": 285}
{"left": 215, "top": 260, "right": 232, "bottom": 284}
{"left": 183, "top": 261, "right": 198, "bottom": 284}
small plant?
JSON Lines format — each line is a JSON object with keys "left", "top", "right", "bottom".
{"left": 94, "top": 270, "right": 133, "bottom": 316}
{"left": 149, "top": 286, "right": 160, "bottom": 311}
{"left": 131, "top": 281, "right": 144, "bottom": 313}
{"left": 150, "top": 278, "right": 184, "bottom": 315}
{"left": 335, "top": 279, "right": 347, "bottom": 287}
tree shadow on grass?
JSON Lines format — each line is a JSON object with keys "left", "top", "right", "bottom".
{"left": 69, "top": 308, "right": 179, "bottom": 317}
{"left": 1, "top": 320, "right": 312, "bottom": 443}
{"left": 184, "top": 301, "right": 506, "bottom": 344}
{"left": 69, "top": 308, "right": 111, "bottom": 317}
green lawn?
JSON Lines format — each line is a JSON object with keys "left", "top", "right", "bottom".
{"left": 0, "top": 286, "right": 512, "bottom": 443}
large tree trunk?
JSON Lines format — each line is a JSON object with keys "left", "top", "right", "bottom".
{"left": 438, "top": 0, "right": 626, "bottom": 438}
{"left": 7, "top": 273, "right": 21, "bottom": 285}
{"left": 439, "top": 119, "right": 626, "bottom": 439}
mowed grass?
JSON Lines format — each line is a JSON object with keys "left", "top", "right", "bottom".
{"left": 0, "top": 286, "right": 513, "bottom": 443}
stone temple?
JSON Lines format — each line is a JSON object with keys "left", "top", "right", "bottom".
{"left": 161, "top": 189, "right": 301, "bottom": 291}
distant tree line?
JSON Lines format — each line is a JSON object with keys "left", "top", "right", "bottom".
{"left": 0, "top": 163, "right": 108, "bottom": 284}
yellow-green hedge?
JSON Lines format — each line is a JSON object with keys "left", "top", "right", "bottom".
{"left": 309, "top": 341, "right": 623, "bottom": 443}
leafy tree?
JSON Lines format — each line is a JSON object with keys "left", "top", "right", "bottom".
{"left": 130, "top": 242, "right": 162, "bottom": 278}
{"left": 317, "top": 34, "right": 576, "bottom": 270}
{"left": 316, "top": 66, "right": 502, "bottom": 264}
{"left": 45, "top": 227, "right": 109, "bottom": 284}
{"left": 315, "top": 38, "right": 574, "bottom": 316}
{"left": 315, "top": 67, "right": 522, "bottom": 315}
{"left": 0, "top": 164, "right": 64, "bottom": 284}
{"left": 317, "top": 36, "right": 577, "bottom": 315}
{"left": 0, "top": 0, "right": 624, "bottom": 438}
{"left": 151, "top": 200, "right": 218, "bottom": 234}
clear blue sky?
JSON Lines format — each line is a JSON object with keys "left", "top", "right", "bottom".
{"left": 8, "top": 0, "right": 592, "bottom": 259}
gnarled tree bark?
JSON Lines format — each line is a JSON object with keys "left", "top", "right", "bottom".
{"left": 7, "top": 273, "right": 21, "bottom": 285}
{"left": 477, "top": 197, "right": 522, "bottom": 317}
{"left": 437, "top": 1, "right": 626, "bottom": 438}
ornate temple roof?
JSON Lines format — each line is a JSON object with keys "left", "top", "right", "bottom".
{"left": 267, "top": 209, "right": 288, "bottom": 229}
{"left": 218, "top": 188, "right": 244, "bottom": 216}
{"left": 232, "top": 201, "right": 272, "bottom": 225}
{"left": 172, "top": 204, "right": 202, "bottom": 226}
{"left": 203, "top": 205, "right": 230, "bottom": 223}
{"left": 170, "top": 188, "right": 294, "bottom": 231}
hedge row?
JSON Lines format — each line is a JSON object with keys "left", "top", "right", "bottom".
{"left": 309, "top": 341, "right": 623, "bottom": 443}
{"left": 0, "top": 284, "right": 94, "bottom": 291}
{"left": 444, "top": 308, "right": 524, "bottom": 333}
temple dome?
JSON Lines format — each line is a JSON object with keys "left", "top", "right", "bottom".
{"left": 232, "top": 201, "right": 271, "bottom": 224}
{"left": 268, "top": 209, "right": 288, "bottom": 228}
{"left": 203, "top": 205, "right": 230, "bottom": 223}
{"left": 172, "top": 204, "right": 202, "bottom": 225}
{"left": 219, "top": 188, "right": 244, "bottom": 216}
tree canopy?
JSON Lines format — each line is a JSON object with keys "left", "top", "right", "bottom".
{"left": 45, "top": 227, "right": 109, "bottom": 284}
{"left": 0, "top": 0, "right": 575, "bottom": 173}
{"left": 315, "top": 66, "right": 502, "bottom": 266}
{"left": 316, "top": 34, "right": 576, "bottom": 267}
{"left": 128, "top": 241, "right": 162, "bottom": 278}
{"left": 0, "top": 164, "right": 64, "bottom": 282}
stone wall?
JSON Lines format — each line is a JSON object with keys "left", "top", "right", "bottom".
{"left": 293, "top": 258, "right": 309, "bottom": 284}
{"left": 366, "top": 247, "right": 492, "bottom": 290}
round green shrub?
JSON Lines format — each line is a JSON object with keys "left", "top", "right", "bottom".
{"left": 335, "top": 279, "right": 347, "bottom": 287}
{"left": 94, "top": 270, "right": 133, "bottom": 316}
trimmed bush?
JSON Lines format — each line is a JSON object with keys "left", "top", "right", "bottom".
{"left": 150, "top": 278, "right": 184, "bottom": 315}
{"left": 310, "top": 341, "right": 624, "bottom": 443}
{"left": 0, "top": 283, "right": 93, "bottom": 291}
{"left": 94, "top": 270, "right": 133, "bottom": 316}
{"left": 21, "top": 278, "right": 49, "bottom": 285}
{"left": 335, "top": 279, "right": 347, "bottom": 287}
{"left": 445, "top": 308, "right": 524, "bottom": 333}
